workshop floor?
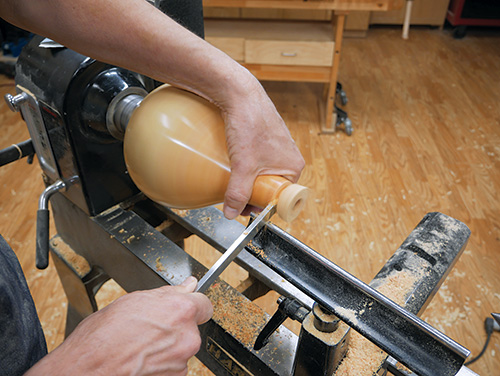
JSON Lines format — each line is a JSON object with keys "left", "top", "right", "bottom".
{"left": 0, "top": 26, "right": 499, "bottom": 375}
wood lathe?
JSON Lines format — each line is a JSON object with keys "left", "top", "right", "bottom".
{"left": 1, "top": 11, "right": 482, "bottom": 376}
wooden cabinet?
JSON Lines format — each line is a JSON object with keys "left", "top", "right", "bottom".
{"left": 203, "top": 0, "right": 402, "bottom": 133}
{"left": 205, "top": 20, "right": 335, "bottom": 66}
{"left": 370, "top": 0, "right": 450, "bottom": 26}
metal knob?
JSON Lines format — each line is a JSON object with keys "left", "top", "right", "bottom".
{"left": 313, "top": 303, "right": 340, "bottom": 333}
{"left": 4, "top": 92, "right": 29, "bottom": 112}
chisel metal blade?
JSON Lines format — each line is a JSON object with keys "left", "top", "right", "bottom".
{"left": 195, "top": 203, "right": 277, "bottom": 293}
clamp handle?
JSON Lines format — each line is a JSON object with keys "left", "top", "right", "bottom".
{"left": 36, "top": 208, "right": 50, "bottom": 269}
{"left": 36, "top": 180, "right": 66, "bottom": 269}
{"left": 254, "top": 296, "right": 308, "bottom": 351}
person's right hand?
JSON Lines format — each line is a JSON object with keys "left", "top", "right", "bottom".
{"left": 212, "top": 72, "right": 305, "bottom": 220}
{"left": 25, "top": 277, "right": 212, "bottom": 376}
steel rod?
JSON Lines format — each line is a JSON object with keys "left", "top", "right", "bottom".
{"left": 247, "top": 212, "right": 470, "bottom": 376}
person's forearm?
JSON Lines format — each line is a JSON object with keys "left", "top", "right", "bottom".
{"left": 1, "top": 0, "right": 305, "bottom": 219}
{"left": 1, "top": 0, "right": 254, "bottom": 107}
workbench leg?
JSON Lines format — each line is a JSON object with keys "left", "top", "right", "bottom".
{"left": 322, "top": 12, "right": 347, "bottom": 134}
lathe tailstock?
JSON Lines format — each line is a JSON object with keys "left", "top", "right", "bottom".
{"left": 4, "top": 32, "right": 479, "bottom": 376}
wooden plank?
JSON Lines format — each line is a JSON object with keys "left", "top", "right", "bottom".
{"left": 322, "top": 12, "right": 346, "bottom": 133}
{"left": 204, "top": 19, "right": 335, "bottom": 41}
{"left": 240, "top": 8, "right": 331, "bottom": 20}
{"left": 370, "top": 0, "right": 449, "bottom": 26}
{"left": 203, "top": 0, "right": 402, "bottom": 12}
{"left": 243, "top": 63, "right": 332, "bottom": 82}
{"left": 203, "top": 6, "right": 241, "bottom": 18}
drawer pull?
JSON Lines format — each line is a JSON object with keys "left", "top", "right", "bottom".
{"left": 281, "top": 52, "right": 297, "bottom": 57}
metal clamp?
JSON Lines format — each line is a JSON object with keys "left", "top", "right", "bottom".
{"left": 254, "top": 296, "right": 308, "bottom": 351}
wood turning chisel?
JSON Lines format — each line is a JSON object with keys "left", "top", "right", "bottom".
{"left": 195, "top": 203, "right": 277, "bottom": 293}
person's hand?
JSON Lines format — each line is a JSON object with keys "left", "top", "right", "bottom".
{"left": 26, "top": 277, "right": 212, "bottom": 376}
{"left": 216, "top": 74, "right": 305, "bottom": 219}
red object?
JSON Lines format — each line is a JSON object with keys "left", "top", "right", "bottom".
{"left": 447, "top": 0, "right": 500, "bottom": 26}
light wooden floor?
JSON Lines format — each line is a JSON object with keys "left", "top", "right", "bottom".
{"left": 0, "top": 26, "right": 499, "bottom": 375}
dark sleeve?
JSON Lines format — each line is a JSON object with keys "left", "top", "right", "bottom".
{"left": 154, "top": 0, "right": 205, "bottom": 38}
{"left": 0, "top": 235, "right": 47, "bottom": 376}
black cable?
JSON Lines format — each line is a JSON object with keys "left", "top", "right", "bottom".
{"left": 464, "top": 317, "right": 494, "bottom": 366}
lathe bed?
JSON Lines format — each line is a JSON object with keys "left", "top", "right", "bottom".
{"left": 48, "top": 189, "right": 472, "bottom": 375}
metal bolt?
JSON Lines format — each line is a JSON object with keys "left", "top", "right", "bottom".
{"left": 4, "top": 92, "right": 28, "bottom": 112}
{"left": 313, "top": 303, "right": 340, "bottom": 333}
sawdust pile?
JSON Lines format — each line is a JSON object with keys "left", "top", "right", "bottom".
{"left": 95, "top": 279, "right": 127, "bottom": 309}
{"left": 335, "top": 269, "right": 421, "bottom": 375}
{"left": 207, "top": 281, "right": 268, "bottom": 348}
{"left": 51, "top": 237, "right": 91, "bottom": 277}
{"left": 187, "top": 357, "right": 214, "bottom": 376}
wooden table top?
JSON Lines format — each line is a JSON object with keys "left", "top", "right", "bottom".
{"left": 203, "top": 0, "right": 404, "bottom": 12}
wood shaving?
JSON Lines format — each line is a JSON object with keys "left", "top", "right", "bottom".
{"left": 335, "top": 269, "right": 421, "bottom": 375}
{"left": 51, "top": 237, "right": 91, "bottom": 277}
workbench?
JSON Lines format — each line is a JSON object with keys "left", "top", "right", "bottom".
{"left": 203, "top": 0, "right": 403, "bottom": 133}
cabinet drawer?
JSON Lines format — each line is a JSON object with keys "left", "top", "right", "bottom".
{"left": 206, "top": 36, "right": 245, "bottom": 61}
{"left": 245, "top": 40, "right": 334, "bottom": 66}
{"left": 205, "top": 20, "right": 335, "bottom": 67}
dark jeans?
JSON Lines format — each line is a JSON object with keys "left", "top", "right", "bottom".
{"left": 0, "top": 235, "right": 47, "bottom": 376}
